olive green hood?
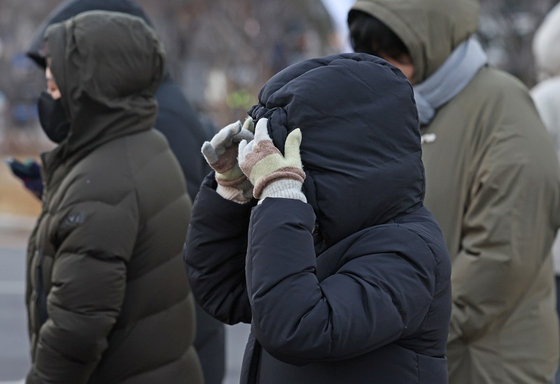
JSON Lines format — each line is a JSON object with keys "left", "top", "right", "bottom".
{"left": 43, "top": 10, "right": 165, "bottom": 170}
{"left": 350, "top": 0, "right": 479, "bottom": 83}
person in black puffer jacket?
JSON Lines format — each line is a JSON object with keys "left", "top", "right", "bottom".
{"left": 184, "top": 53, "right": 452, "bottom": 384}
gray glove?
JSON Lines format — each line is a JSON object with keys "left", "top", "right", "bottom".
{"left": 202, "top": 118, "right": 255, "bottom": 203}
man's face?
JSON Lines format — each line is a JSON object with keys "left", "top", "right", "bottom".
{"left": 381, "top": 54, "right": 415, "bottom": 84}
{"left": 45, "top": 66, "right": 61, "bottom": 100}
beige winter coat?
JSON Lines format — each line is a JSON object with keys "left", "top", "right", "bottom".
{"left": 352, "top": 0, "right": 560, "bottom": 383}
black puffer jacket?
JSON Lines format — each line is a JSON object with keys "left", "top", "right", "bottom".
{"left": 26, "top": 2, "right": 224, "bottom": 383}
{"left": 185, "top": 53, "right": 452, "bottom": 383}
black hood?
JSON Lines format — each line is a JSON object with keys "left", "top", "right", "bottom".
{"left": 26, "top": 0, "right": 153, "bottom": 69}
{"left": 249, "top": 53, "right": 424, "bottom": 247}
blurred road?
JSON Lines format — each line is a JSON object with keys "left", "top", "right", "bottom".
{"left": 0, "top": 213, "right": 251, "bottom": 384}
{"left": 0, "top": 215, "right": 32, "bottom": 383}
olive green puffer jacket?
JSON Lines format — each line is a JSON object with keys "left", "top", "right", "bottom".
{"left": 25, "top": 11, "right": 203, "bottom": 384}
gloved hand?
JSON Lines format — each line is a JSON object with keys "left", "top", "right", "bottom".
{"left": 238, "top": 118, "right": 306, "bottom": 202}
{"left": 4, "top": 158, "right": 43, "bottom": 199}
{"left": 201, "top": 117, "right": 255, "bottom": 203}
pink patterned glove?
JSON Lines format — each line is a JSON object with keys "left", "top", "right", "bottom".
{"left": 238, "top": 118, "right": 306, "bottom": 202}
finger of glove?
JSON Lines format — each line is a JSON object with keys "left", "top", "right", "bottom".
{"left": 26, "top": 160, "right": 42, "bottom": 177}
{"left": 238, "top": 139, "right": 252, "bottom": 167}
{"left": 242, "top": 117, "right": 255, "bottom": 133}
{"left": 284, "top": 128, "right": 303, "bottom": 168}
{"left": 201, "top": 141, "right": 220, "bottom": 164}
{"left": 210, "top": 121, "right": 242, "bottom": 154}
{"left": 254, "top": 118, "right": 272, "bottom": 144}
{"left": 233, "top": 128, "right": 254, "bottom": 144}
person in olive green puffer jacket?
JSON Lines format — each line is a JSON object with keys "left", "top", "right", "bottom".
{"left": 348, "top": 0, "right": 560, "bottom": 383}
{"left": 25, "top": 11, "right": 203, "bottom": 384}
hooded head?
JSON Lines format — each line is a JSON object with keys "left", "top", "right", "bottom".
{"left": 27, "top": 0, "right": 153, "bottom": 69}
{"left": 533, "top": 3, "right": 560, "bottom": 81}
{"left": 349, "top": 0, "right": 479, "bottom": 84}
{"left": 44, "top": 10, "right": 165, "bottom": 161}
{"left": 249, "top": 53, "right": 424, "bottom": 247}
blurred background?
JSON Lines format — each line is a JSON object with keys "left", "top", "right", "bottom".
{"left": 2, "top": 0, "right": 559, "bottom": 138}
{"left": 0, "top": 0, "right": 559, "bottom": 382}
{"left": 1, "top": 0, "right": 559, "bottom": 157}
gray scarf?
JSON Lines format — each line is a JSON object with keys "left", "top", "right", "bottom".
{"left": 414, "top": 37, "right": 488, "bottom": 125}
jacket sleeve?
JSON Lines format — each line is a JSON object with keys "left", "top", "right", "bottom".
{"left": 448, "top": 127, "right": 560, "bottom": 343}
{"left": 246, "top": 198, "right": 439, "bottom": 364}
{"left": 184, "top": 175, "right": 256, "bottom": 325}
{"left": 28, "top": 193, "right": 139, "bottom": 384}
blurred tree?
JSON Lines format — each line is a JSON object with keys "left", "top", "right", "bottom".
{"left": 136, "top": 0, "right": 335, "bottom": 127}
{"left": 0, "top": 0, "right": 60, "bottom": 131}
{"left": 479, "top": 0, "right": 560, "bottom": 87}
{"left": 3, "top": 0, "right": 559, "bottom": 132}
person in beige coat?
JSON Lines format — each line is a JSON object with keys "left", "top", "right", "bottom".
{"left": 348, "top": 0, "right": 560, "bottom": 382}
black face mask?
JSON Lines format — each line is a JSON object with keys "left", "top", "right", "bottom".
{"left": 37, "top": 91, "right": 70, "bottom": 143}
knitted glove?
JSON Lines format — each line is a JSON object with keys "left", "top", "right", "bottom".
{"left": 238, "top": 118, "right": 306, "bottom": 202}
{"left": 201, "top": 118, "right": 255, "bottom": 203}
{"left": 4, "top": 157, "right": 43, "bottom": 199}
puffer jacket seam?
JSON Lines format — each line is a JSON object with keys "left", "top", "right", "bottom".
{"left": 113, "top": 292, "right": 190, "bottom": 329}
{"left": 126, "top": 250, "right": 183, "bottom": 283}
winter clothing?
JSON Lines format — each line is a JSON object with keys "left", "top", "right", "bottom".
{"left": 413, "top": 38, "right": 487, "bottom": 125}
{"left": 351, "top": 0, "right": 560, "bottom": 383}
{"left": 532, "top": 2, "right": 560, "bottom": 276}
{"left": 37, "top": 91, "right": 71, "bottom": 143}
{"left": 185, "top": 53, "right": 452, "bottom": 384}
{"left": 26, "top": 0, "right": 212, "bottom": 201}
{"left": 25, "top": 11, "right": 202, "bottom": 384}
{"left": 5, "top": 158, "right": 43, "bottom": 199}
{"left": 238, "top": 119, "right": 305, "bottom": 200}
{"left": 26, "top": 1, "right": 225, "bottom": 382}
{"left": 202, "top": 118, "right": 255, "bottom": 203}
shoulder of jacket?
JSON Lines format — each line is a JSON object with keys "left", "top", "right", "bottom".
{"left": 436, "top": 67, "right": 540, "bottom": 134}
{"left": 359, "top": 223, "right": 440, "bottom": 260}
{"left": 464, "top": 67, "right": 530, "bottom": 98}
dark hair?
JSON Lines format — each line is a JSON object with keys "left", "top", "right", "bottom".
{"left": 348, "top": 10, "right": 409, "bottom": 60}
